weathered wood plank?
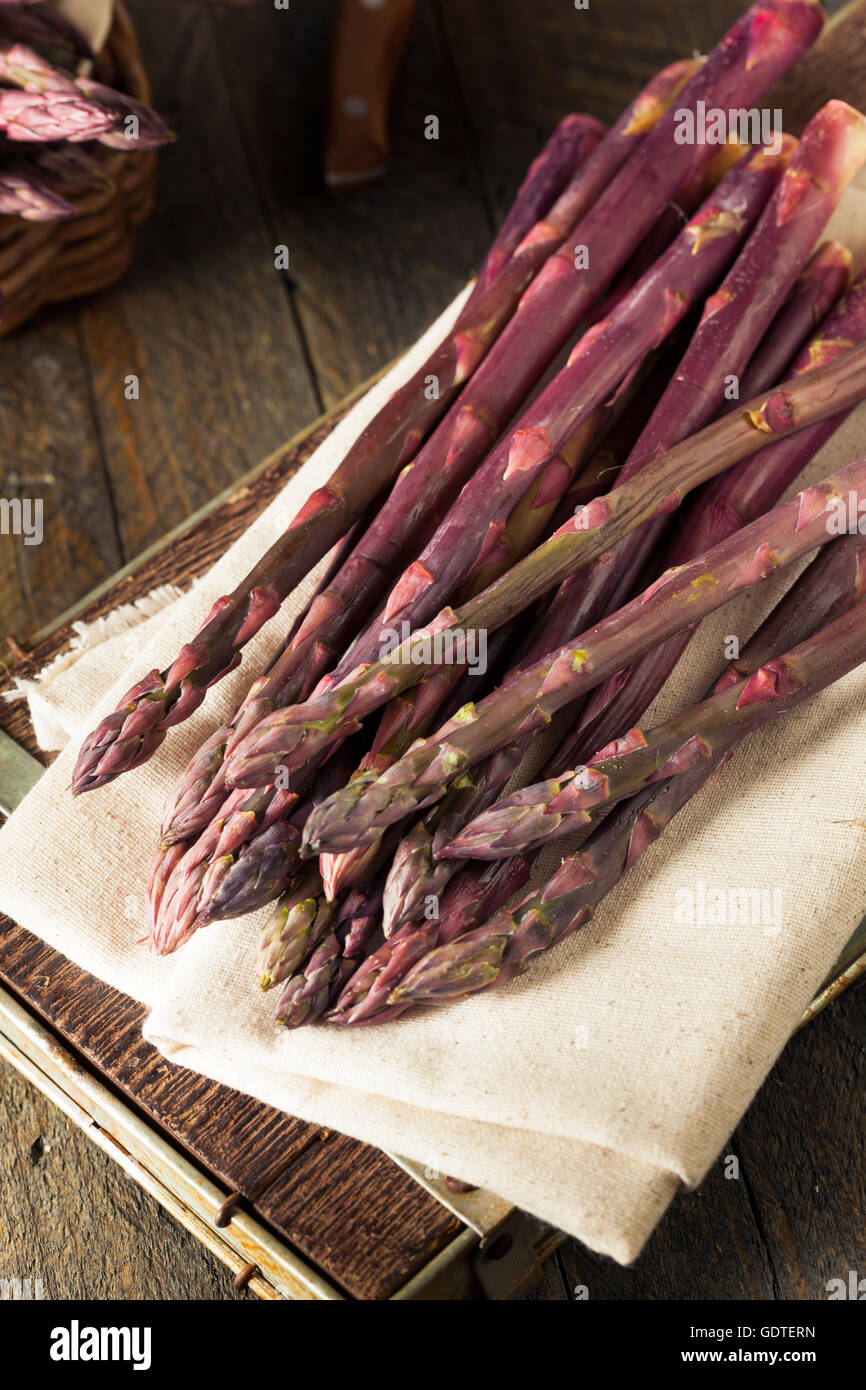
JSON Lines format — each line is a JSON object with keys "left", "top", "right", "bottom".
{"left": 210, "top": 0, "right": 495, "bottom": 410}
{"left": 76, "top": 0, "right": 321, "bottom": 567}
{"left": 556, "top": 1154, "right": 778, "bottom": 1300}
{"left": 732, "top": 983, "right": 866, "bottom": 1300}
{"left": 0, "top": 919, "right": 463, "bottom": 1300}
{"left": 0, "top": 317, "right": 121, "bottom": 642}
{"left": 0, "top": 1062, "right": 249, "bottom": 1300}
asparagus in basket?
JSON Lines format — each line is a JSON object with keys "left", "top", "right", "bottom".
{"left": 389, "top": 535, "right": 866, "bottom": 1011}
{"left": 0, "top": 38, "right": 171, "bottom": 147}
{"left": 71, "top": 0, "right": 823, "bottom": 794}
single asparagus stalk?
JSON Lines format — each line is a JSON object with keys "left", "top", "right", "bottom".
{"left": 257, "top": 867, "right": 337, "bottom": 990}
{"left": 74, "top": 4, "right": 822, "bottom": 793}
{"left": 76, "top": 78, "right": 174, "bottom": 150}
{"left": 299, "top": 442, "right": 866, "bottom": 853}
{"left": 392, "top": 536, "right": 866, "bottom": 1008}
{"left": 563, "top": 261, "right": 866, "bottom": 770}
{"left": 226, "top": 335, "right": 866, "bottom": 800}
{"left": 274, "top": 874, "right": 384, "bottom": 1027}
{"left": 153, "top": 70, "right": 687, "bottom": 843}
{"left": 0, "top": 162, "right": 74, "bottom": 218}
{"left": 327, "top": 849, "right": 529, "bottom": 1025}
{"left": 475, "top": 113, "right": 608, "bottom": 291}
{"left": 739, "top": 239, "right": 851, "bottom": 395}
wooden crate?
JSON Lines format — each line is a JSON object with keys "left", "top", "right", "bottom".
{"left": 0, "top": 388, "right": 560, "bottom": 1301}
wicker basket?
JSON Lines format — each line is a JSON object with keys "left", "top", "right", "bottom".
{"left": 0, "top": 1, "right": 157, "bottom": 337}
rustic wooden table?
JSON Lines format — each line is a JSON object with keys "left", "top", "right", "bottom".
{"left": 1, "top": 0, "right": 863, "bottom": 1301}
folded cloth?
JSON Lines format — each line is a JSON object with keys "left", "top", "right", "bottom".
{"left": 2, "top": 188, "right": 866, "bottom": 1262}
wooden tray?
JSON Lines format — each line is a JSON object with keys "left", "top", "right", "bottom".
{"left": 3, "top": 1, "right": 866, "bottom": 1298}
{"left": 0, "top": 386, "right": 562, "bottom": 1301}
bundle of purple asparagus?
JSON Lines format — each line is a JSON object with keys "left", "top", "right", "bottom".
{"left": 72, "top": 0, "right": 823, "bottom": 794}
{"left": 61, "top": 1, "right": 866, "bottom": 1032}
{"left": 390, "top": 535, "right": 866, "bottom": 1010}
{"left": 0, "top": 10, "right": 171, "bottom": 224}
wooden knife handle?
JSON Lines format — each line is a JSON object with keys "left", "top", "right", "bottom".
{"left": 770, "top": 0, "right": 866, "bottom": 133}
{"left": 325, "top": 0, "right": 418, "bottom": 189}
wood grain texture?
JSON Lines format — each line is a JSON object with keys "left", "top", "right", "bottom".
{"left": 77, "top": 1, "right": 322, "bottom": 564}
{"left": 771, "top": 0, "right": 866, "bottom": 131}
{"left": 0, "top": 1065, "right": 250, "bottom": 1301}
{"left": 0, "top": 317, "right": 121, "bottom": 644}
{"left": 210, "top": 0, "right": 495, "bottom": 410}
{"left": 0, "top": 919, "right": 462, "bottom": 1301}
{"left": 0, "top": 0, "right": 862, "bottom": 1302}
